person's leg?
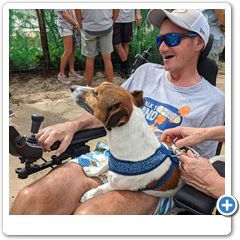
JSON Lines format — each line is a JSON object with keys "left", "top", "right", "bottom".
{"left": 99, "top": 30, "right": 113, "bottom": 82}
{"left": 68, "top": 41, "right": 75, "bottom": 74}
{"left": 85, "top": 56, "right": 95, "bottom": 86}
{"left": 114, "top": 23, "right": 133, "bottom": 78}
{"left": 101, "top": 53, "right": 113, "bottom": 82}
{"left": 10, "top": 163, "right": 102, "bottom": 215}
{"left": 68, "top": 44, "right": 84, "bottom": 81}
{"left": 81, "top": 30, "right": 98, "bottom": 86}
{"left": 114, "top": 43, "right": 127, "bottom": 62}
{"left": 60, "top": 35, "right": 73, "bottom": 75}
{"left": 122, "top": 42, "right": 130, "bottom": 60}
{"left": 74, "top": 190, "right": 159, "bottom": 215}
{"left": 120, "top": 22, "right": 133, "bottom": 77}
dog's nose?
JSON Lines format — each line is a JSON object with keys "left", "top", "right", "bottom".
{"left": 70, "top": 85, "right": 78, "bottom": 93}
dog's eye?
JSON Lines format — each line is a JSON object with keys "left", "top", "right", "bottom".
{"left": 92, "top": 90, "right": 98, "bottom": 97}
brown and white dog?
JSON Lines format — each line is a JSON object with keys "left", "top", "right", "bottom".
{"left": 71, "top": 82, "right": 183, "bottom": 202}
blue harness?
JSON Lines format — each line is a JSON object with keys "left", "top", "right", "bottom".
{"left": 108, "top": 144, "right": 179, "bottom": 191}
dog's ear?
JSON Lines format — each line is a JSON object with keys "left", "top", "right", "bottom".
{"left": 105, "top": 102, "right": 130, "bottom": 130}
{"left": 131, "top": 90, "right": 144, "bottom": 107}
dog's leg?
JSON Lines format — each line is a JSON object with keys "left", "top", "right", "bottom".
{"left": 83, "top": 163, "right": 109, "bottom": 177}
{"left": 80, "top": 182, "right": 113, "bottom": 202}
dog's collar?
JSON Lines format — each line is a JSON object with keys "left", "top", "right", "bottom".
{"left": 108, "top": 144, "right": 179, "bottom": 176}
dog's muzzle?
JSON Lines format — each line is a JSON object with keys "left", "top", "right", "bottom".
{"left": 70, "top": 85, "right": 94, "bottom": 114}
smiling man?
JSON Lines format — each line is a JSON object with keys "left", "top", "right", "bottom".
{"left": 123, "top": 9, "right": 224, "bottom": 159}
{"left": 11, "top": 9, "right": 224, "bottom": 215}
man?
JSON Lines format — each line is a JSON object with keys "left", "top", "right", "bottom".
{"left": 113, "top": 9, "right": 142, "bottom": 78}
{"left": 161, "top": 126, "right": 225, "bottom": 198}
{"left": 75, "top": 9, "right": 119, "bottom": 87}
{"left": 11, "top": 9, "right": 224, "bottom": 215}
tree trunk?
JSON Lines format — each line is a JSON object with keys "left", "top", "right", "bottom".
{"left": 36, "top": 9, "right": 51, "bottom": 71}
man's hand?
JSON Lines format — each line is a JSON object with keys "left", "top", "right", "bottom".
{"left": 74, "top": 23, "right": 81, "bottom": 32}
{"left": 36, "top": 121, "right": 76, "bottom": 156}
{"left": 179, "top": 150, "right": 224, "bottom": 198}
{"left": 161, "top": 126, "right": 206, "bottom": 148}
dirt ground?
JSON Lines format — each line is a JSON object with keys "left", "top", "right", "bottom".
{"left": 8, "top": 62, "right": 225, "bottom": 210}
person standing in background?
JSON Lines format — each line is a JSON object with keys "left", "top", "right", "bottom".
{"left": 202, "top": 9, "right": 225, "bottom": 65}
{"left": 55, "top": 9, "right": 83, "bottom": 84}
{"left": 75, "top": 9, "right": 119, "bottom": 86}
{"left": 113, "top": 9, "right": 142, "bottom": 78}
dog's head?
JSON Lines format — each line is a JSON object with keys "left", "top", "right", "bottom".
{"left": 71, "top": 82, "right": 144, "bottom": 130}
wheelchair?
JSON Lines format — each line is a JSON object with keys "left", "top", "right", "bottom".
{"left": 9, "top": 34, "right": 224, "bottom": 215}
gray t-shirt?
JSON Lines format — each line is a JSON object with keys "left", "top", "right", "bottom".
{"left": 122, "top": 63, "right": 225, "bottom": 159}
{"left": 81, "top": 9, "right": 113, "bottom": 32}
{"left": 115, "top": 9, "right": 135, "bottom": 23}
{"left": 55, "top": 9, "right": 77, "bottom": 30}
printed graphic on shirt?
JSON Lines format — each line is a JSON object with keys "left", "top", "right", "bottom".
{"left": 141, "top": 97, "right": 191, "bottom": 132}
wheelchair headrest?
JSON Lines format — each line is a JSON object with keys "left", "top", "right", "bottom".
{"left": 198, "top": 33, "right": 214, "bottom": 62}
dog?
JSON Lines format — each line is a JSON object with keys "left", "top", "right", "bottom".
{"left": 71, "top": 82, "right": 183, "bottom": 202}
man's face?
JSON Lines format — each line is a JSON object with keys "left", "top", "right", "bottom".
{"left": 159, "top": 19, "right": 200, "bottom": 73}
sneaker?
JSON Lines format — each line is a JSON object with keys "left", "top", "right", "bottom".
{"left": 69, "top": 71, "right": 84, "bottom": 81}
{"left": 9, "top": 108, "right": 15, "bottom": 117}
{"left": 57, "top": 73, "right": 71, "bottom": 84}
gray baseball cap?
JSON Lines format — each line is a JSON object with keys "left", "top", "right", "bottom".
{"left": 147, "top": 9, "right": 210, "bottom": 47}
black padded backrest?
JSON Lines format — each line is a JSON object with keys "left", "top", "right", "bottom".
{"left": 197, "top": 58, "right": 218, "bottom": 86}
{"left": 199, "top": 34, "right": 214, "bottom": 63}
{"left": 197, "top": 34, "right": 218, "bottom": 86}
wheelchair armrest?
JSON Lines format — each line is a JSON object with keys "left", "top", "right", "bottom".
{"left": 70, "top": 127, "right": 107, "bottom": 145}
{"left": 174, "top": 161, "right": 225, "bottom": 215}
{"left": 51, "top": 127, "right": 107, "bottom": 151}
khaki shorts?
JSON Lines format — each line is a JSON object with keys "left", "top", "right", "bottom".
{"left": 81, "top": 30, "right": 113, "bottom": 57}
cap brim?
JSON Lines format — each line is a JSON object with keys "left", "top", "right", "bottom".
{"left": 147, "top": 9, "right": 192, "bottom": 32}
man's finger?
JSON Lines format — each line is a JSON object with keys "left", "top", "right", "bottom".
{"left": 36, "top": 129, "right": 45, "bottom": 138}
{"left": 42, "top": 134, "right": 60, "bottom": 152}
{"left": 174, "top": 138, "right": 188, "bottom": 148}
{"left": 186, "top": 149, "right": 196, "bottom": 158}
{"left": 55, "top": 137, "right": 72, "bottom": 156}
{"left": 161, "top": 127, "right": 182, "bottom": 142}
{"left": 37, "top": 131, "right": 50, "bottom": 145}
{"left": 179, "top": 154, "right": 190, "bottom": 164}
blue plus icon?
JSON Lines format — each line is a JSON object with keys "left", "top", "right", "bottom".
{"left": 217, "top": 195, "right": 238, "bottom": 216}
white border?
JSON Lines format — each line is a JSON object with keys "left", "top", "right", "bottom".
{"left": 2, "top": 1, "right": 232, "bottom": 236}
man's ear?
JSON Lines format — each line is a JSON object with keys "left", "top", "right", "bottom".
{"left": 195, "top": 36, "right": 205, "bottom": 51}
{"left": 105, "top": 102, "right": 130, "bottom": 130}
{"left": 131, "top": 90, "right": 144, "bottom": 107}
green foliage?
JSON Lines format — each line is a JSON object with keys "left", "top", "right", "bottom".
{"left": 130, "top": 9, "right": 162, "bottom": 64}
{"left": 9, "top": 10, "right": 42, "bottom": 70}
{"left": 9, "top": 9, "right": 162, "bottom": 72}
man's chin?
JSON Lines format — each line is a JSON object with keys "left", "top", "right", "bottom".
{"left": 163, "top": 64, "right": 170, "bottom": 71}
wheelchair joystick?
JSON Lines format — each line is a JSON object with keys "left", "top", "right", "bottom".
{"left": 9, "top": 114, "right": 107, "bottom": 179}
{"left": 28, "top": 114, "right": 44, "bottom": 143}
{"left": 9, "top": 114, "right": 45, "bottom": 178}
{"left": 31, "top": 114, "right": 44, "bottom": 135}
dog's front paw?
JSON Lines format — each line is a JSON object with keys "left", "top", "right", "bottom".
{"left": 80, "top": 188, "right": 98, "bottom": 202}
{"left": 83, "top": 166, "right": 100, "bottom": 177}
{"left": 83, "top": 164, "right": 108, "bottom": 177}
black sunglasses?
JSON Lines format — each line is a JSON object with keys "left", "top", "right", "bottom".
{"left": 156, "top": 32, "right": 198, "bottom": 48}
